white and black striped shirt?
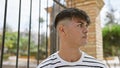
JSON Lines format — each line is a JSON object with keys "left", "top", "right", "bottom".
{"left": 37, "top": 51, "right": 106, "bottom": 68}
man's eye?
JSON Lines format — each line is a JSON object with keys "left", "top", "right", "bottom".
{"left": 77, "top": 23, "right": 83, "bottom": 27}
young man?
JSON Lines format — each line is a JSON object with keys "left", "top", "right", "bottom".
{"left": 37, "top": 8, "right": 106, "bottom": 68}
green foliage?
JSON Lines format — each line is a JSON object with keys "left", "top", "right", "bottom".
{"left": 0, "top": 17, "right": 46, "bottom": 59}
{"left": 5, "top": 32, "right": 17, "bottom": 54}
{"left": 35, "top": 33, "right": 47, "bottom": 60}
{"left": 3, "top": 54, "right": 10, "bottom": 60}
{"left": 39, "top": 17, "right": 44, "bottom": 23}
{"left": 0, "top": 31, "right": 47, "bottom": 60}
{"left": 102, "top": 24, "right": 120, "bottom": 57}
{"left": 0, "top": 34, "right": 2, "bottom": 49}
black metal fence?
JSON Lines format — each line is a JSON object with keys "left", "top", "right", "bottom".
{"left": 0, "top": 0, "right": 74, "bottom": 68}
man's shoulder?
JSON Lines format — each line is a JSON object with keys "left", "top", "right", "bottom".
{"left": 37, "top": 52, "right": 60, "bottom": 68}
{"left": 83, "top": 52, "right": 107, "bottom": 68}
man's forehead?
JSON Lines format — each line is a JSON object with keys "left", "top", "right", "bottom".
{"left": 72, "top": 17, "right": 87, "bottom": 24}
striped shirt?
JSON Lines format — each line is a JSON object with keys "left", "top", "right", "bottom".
{"left": 37, "top": 51, "right": 106, "bottom": 68}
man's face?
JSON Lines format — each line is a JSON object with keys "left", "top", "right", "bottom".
{"left": 64, "top": 18, "right": 88, "bottom": 47}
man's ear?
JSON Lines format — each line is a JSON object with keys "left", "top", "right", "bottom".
{"left": 59, "top": 25, "right": 64, "bottom": 32}
{"left": 58, "top": 24, "right": 66, "bottom": 36}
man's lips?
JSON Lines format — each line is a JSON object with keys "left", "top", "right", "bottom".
{"left": 82, "top": 36, "right": 87, "bottom": 38}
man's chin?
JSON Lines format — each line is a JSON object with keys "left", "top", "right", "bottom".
{"left": 81, "top": 41, "right": 88, "bottom": 46}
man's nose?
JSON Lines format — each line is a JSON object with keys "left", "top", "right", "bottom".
{"left": 83, "top": 26, "right": 88, "bottom": 34}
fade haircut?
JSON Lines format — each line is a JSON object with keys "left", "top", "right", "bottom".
{"left": 54, "top": 8, "right": 91, "bottom": 29}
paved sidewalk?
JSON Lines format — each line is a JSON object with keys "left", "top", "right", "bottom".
{"left": 2, "top": 56, "right": 120, "bottom": 68}
{"left": 103, "top": 57, "right": 120, "bottom": 68}
{"left": 3, "top": 56, "right": 37, "bottom": 68}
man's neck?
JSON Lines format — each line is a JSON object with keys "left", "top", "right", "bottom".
{"left": 58, "top": 46, "right": 82, "bottom": 62}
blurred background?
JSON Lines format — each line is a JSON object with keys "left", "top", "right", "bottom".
{"left": 0, "top": 0, "right": 120, "bottom": 68}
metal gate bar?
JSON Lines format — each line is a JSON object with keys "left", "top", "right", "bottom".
{"left": 0, "top": 0, "right": 8, "bottom": 68}
{"left": 16, "top": 0, "right": 22, "bottom": 68}
{"left": 27, "top": 0, "right": 32, "bottom": 68}
{"left": 0, "top": 0, "right": 69, "bottom": 68}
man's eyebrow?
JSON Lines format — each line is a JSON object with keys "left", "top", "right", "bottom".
{"left": 76, "top": 20, "right": 83, "bottom": 23}
{"left": 73, "top": 18, "right": 88, "bottom": 25}
{"left": 76, "top": 21, "right": 85, "bottom": 24}
{"left": 76, "top": 21, "right": 88, "bottom": 26}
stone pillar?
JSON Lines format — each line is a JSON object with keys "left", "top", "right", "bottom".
{"left": 66, "top": 0, "right": 104, "bottom": 60}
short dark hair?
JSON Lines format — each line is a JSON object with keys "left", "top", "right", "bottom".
{"left": 54, "top": 8, "right": 91, "bottom": 29}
